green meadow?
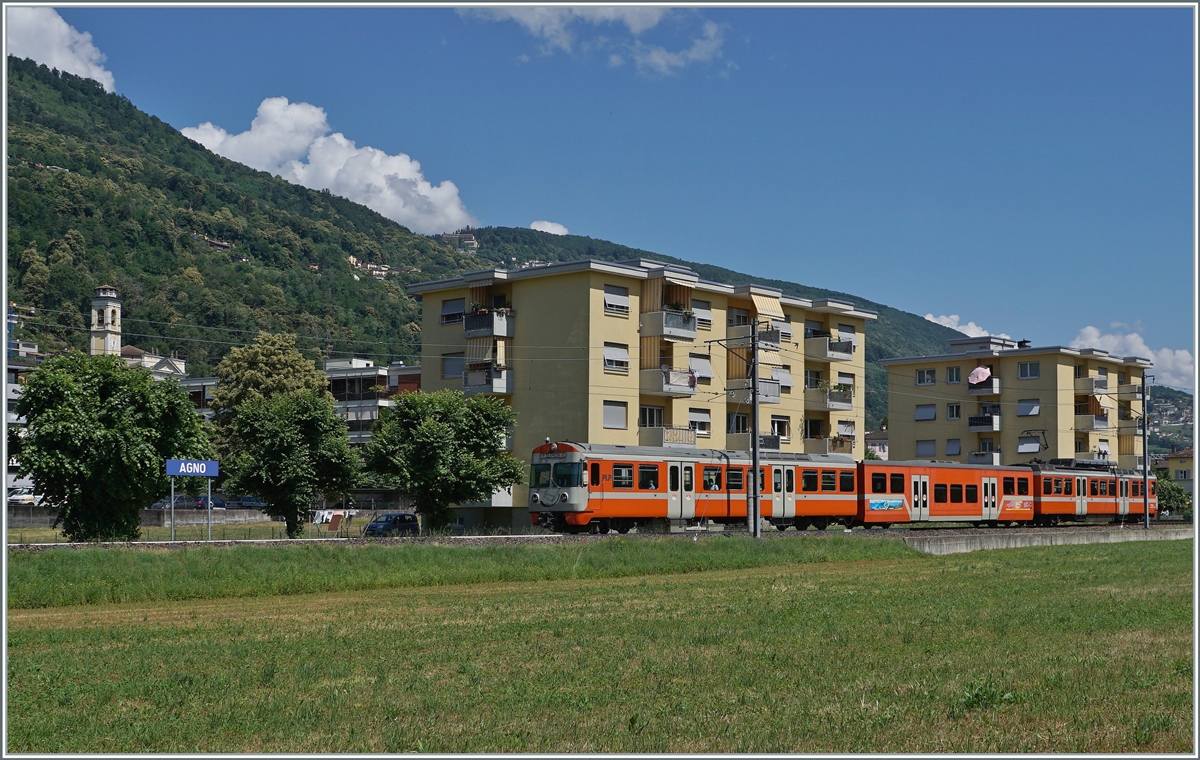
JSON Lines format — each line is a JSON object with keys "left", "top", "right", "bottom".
{"left": 6, "top": 537, "right": 1193, "bottom": 753}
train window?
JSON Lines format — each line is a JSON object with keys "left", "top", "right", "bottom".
{"left": 531, "top": 464, "right": 552, "bottom": 488}
{"left": 728, "top": 468, "right": 744, "bottom": 491}
{"left": 872, "top": 473, "right": 887, "bottom": 493}
{"left": 759, "top": 468, "right": 766, "bottom": 493}
{"left": 553, "top": 463, "right": 583, "bottom": 488}
{"left": 1090, "top": 480, "right": 1098, "bottom": 496}
{"left": 1054, "top": 478, "right": 1063, "bottom": 495}
{"left": 773, "top": 468, "right": 783, "bottom": 493}
{"left": 802, "top": 470, "right": 818, "bottom": 492}
{"left": 1150, "top": 482, "right": 1156, "bottom": 496}
{"left": 950, "top": 484, "right": 963, "bottom": 503}
{"left": 1109, "top": 480, "right": 1116, "bottom": 495}
{"left": 613, "top": 465, "right": 634, "bottom": 489}
{"left": 1042, "top": 477, "right": 1052, "bottom": 493}
{"left": 1099, "top": 480, "right": 1107, "bottom": 496}
{"left": 840, "top": 470, "right": 855, "bottom": 492}
{"left": 786, "top": 468, "right": 794, "bottom": 493}
{"left": 638, "top": 465, "right": 659, "bottom": 490}
{"left": 965, "top": 484, "right": 978, "bottom": 503}
{"left": 1018, "top": 478, "right": 1029, "bottom": 495}
{"left": 890, "top": 473, "right": 904, "bottom": 494}
{"left": 1131, "top": 481, "right": 1140, "bottom": 497}
{"left": 1064, "top": 479, "right": 1073, "bottom": 496}
{"left": 934, "top": 484, "right": 948, "bottom": 503}
{"left": 590, "top": 462, "right": 600, "bottom": 488}
{"left": 1003, "top": 477, "right": 1015, "bottom": 495}
{"left": 821, "top": 471, "right": 837, "bottom": 492}
{"left": 702, "top": 467, "right": 723, "bottom": 491}
{"left": 669, "top": 466, "right": 679, "bottom": 491}
{"left": 684, "top": 467, "right": 694, "bottom": 492}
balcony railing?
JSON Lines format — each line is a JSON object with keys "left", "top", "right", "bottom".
{"left": 968, "top": 451, "right": 1002, "bottom": 465}
{"left": 463, "top": 367, "right": 510, "bottom": 395}
{"left": 1074, "top": 413, "right": 1109, "bottom": 432}
{"left": 640, "top": 367, "right": 697, "bottom": 397}
{"left": 804, "top": 386, "right": 853, "bottom": 411}
{"left": 968, "top": 378, "right": 1002, "bottom": 395}
{"left": 463, "top": 310, "right": 514, "bottom": 339}
{"left": 802, "top": 436, "right": 853, "bottom": 455}
{"left": 638, "top": 425, "right": 697, "bottom": 448}
{"left": 331, "top": 389, "right": 391, "bottom": 402}
{"left": 1118, "top": 418, "right": 1145, "bottom": 435}
{"left": 728, "top": 378, "right": 781, "bottom": 405}
{"left": 727, "top": 433, "right": 781, "bottom": 452}
{"left": 640, "top": 310, "right": 697, "bottom": 342}
{"left": 967, "top": 414, "right": 1001, "bottom": 432}
{"left": 1117, "top": 383, "right": 1142, "bottom": 399}
{"left": 804, "top": 336, "right": 854, "bottom": 362}
{"left": 1074, "top": 376, "right": 1109, "bottom": 394}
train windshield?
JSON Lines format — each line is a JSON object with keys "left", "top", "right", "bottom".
{"left": 530, "top": 464, "right": 552, "bottom": 488}
{"left": 553, "top": 462, "right": 584, "bottom": 488}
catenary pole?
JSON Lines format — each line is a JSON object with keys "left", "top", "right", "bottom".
{"left": 207, "top": 477, "right": 212, "bottom": 541}
{"left": 749, "top": 320, "right": 761, "bottom": 538}
{"left": 1143, "top": 375, "right": 1152, "bottom": 530}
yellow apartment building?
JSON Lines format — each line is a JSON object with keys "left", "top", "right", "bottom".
{"left": 1163, "top": 447, "right": 1192, "bottom": 499}
{"left": 408, "top": 258, "right": 876, "bottom": 529}
{"left": 881, "top": 336, "right": 1150, "bottom": 472}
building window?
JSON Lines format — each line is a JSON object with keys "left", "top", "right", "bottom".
{"left": 837, "top": 372, "right": 855, "bottom": 388}
{"left": 441, "top": 352, "right": 465, "bottom": 379}
{"left": 946, "top": 439, "right": 961, "bottom": 456}
{"left": 727, "top": 412, "right": 749, "bottom": 434}
{"left": 727, "top": 307, "right": 751, "bottom": 327}
{"left": 946, "top": 367, "right": 961, "bottom": 384}
{"left": 803, "top": 418, "right": 823, "bottom": 438}
{"left": 603, "top": 285, "right": 631, "bottom": 315}
{"left": 688, "top": 408, "right": 711, "bottom": 436}
{"left": 916, "top": 369, "right": 936, "bottom": 385}
{"left": 915, "top": 404, "right": 936, "bottom": 421}
{"left": 1097, "top": 367, "right": 1108, "bottom": 378}
{"left": 1118, "top": 371, "right": 1127, "bottom": 385}
{"left": 1074, "top": 364, "right": 1083, "bottom": 378}
{"left": 1018, "top": 436, "right": 1041, "bottom": 454}
{"left": 439, "top": 298, "right": 465, "bottom": 325}
{"left": 603, "top": 401, "right": 627, "bottom": 429}
{"left": 1176, "top": 470, "right": 1191, "bottom": 480}
{"left": 692, "top": 299, "right": 712, "bottom": 330}
{"left": 1075, "top": 438, "right": 1086, "bottom": 453}
{"left": 603, "top": 342, "right": 630, "bottom": 373}
{"left": 915, "top": 440, "right": 936, "bottom": 458}
{"left": 1017, "top": 398, "right": 1040, "bottom": 416}
{"left": 639, "top": 405, "right": 664, "bottom": 428}
{"left": 804, "top": 369, "right": 822, "bottom": 389}
{"left": 837, "top": 324, "right": 857, "bottom": 345}
{"left": 689, "top": 354, "right": 716, "bottom": 384}
{"left": 1019, "top": 361, "right": 1040, "bottom": 379}
{"left": 947, "top": 403, "right": 961, "bottom": 420}
{"left": 773, "top": 365, "right": 795, "bottom": 391}
{"left": 979, "top": 438, "right": 995, "bottom": 453}
{"left": 770, "top": 415, "right": 790, "bottom": 440}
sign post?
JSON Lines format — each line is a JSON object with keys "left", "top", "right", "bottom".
{"left": 166, "top": 459, "right": 220, "bottom": 542}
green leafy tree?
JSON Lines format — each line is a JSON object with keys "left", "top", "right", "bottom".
{"left": 863, "top": 447, "right": 882, "bottom": 461}
{"left": 363, "top": 390, "right": 524, "bottom": 529}
{"left": 221, "top": 388, "right": 359, "bottom": 538}
{"left": 9, "top": 352, "right": 210, "bottom": 541}
{"left": 1153, "top": 468, "right": 1191, "bottom": 517}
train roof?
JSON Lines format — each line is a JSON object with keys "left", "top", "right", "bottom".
{"left": 536, "top": 442, "right": 856, "bottom": 465}
{"left": 868, "top": 459, "right": 1034, "bottom": 472}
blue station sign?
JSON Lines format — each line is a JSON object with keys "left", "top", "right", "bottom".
{"left": 166, "top": 459, "right": 220, "bottom": 477}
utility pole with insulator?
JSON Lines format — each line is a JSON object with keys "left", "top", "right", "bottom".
{"left": 1143, "top": 374, "right": 1153, "bottom": 530}
{"left": 749, "top": 320, "right": 761, "bottom": 538}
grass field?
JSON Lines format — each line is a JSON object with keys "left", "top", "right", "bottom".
{"left": 7, "top": 521, "right": 356, "bottom": 544}
{"left": 6, "top": 537, "right": 1193, "bottom": 753}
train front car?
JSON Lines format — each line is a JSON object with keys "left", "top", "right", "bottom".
{"left": 1029, "top": 459, "right": 1159, "bottom": 525}
{"left": 528, "top": 441, "right": 592, "bottom": 532}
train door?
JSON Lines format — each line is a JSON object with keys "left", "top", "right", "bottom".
{"left": 668, "top": 463, "right": 682, "bottom": 519}
{"left": 680, "top": 463, "right": 695, "bottom": 519}
{"left": 1076, "top": 477, "right": 1087, "bottom": 516}
{"left": 1118, "top": 478, "right": 1129, "bottom": 516}
{"left": 782, "top": 466, "right": 796, "bottom": 518}
{"left": 982, "top": 477, "right": 998, "bottom": 521}
{"left": 911, "top": 474, "right": 930, "bottom": 521}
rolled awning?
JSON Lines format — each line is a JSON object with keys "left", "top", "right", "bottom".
{"left": 688, "top": 408, "right": 711, "bottom": 424}
{"left": 751, "top": 294, "right": 784, "bottom": 319}
{"left": 691, "top": 299, "right": 713, "bottom": 323}
{"left": 771, "top": 366, "right": 794, "bottom": 388}
{"left": 603, "top": 344, "right": 630, "bottom": 363}
{"left": 689, "top": 354, "right": 715, "bottom": 379}
{"left": 757, "top": 349, "right": 783, "bottom": 367}
{"left": 440, "top": 298, "right": 465, "bottom": 316}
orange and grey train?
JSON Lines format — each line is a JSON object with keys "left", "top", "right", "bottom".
{"left": 527, "top": 441, "right": 1157, "bottom": 533}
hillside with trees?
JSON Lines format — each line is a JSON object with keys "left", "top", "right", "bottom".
{"left": 9, "top": 55, "right": 972, "bottom": 428}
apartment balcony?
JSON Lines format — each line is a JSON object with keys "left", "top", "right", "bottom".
{"left": 463, "top": 367, "right": 510, "bottom": 395}
{"left": 804, "top": 387, "right": 853, "bottom": 412}
{"left": 639, "top": 425, "right": 697, "bottom": 448}
{"left": 1075, "top": 413, "right": 1109, "bottom": 432}
{"left": 968, "top": 378, "right": 1002, "bottom": 395}
{"left": 968, "top": 451, "right": 1002, "bottom": 465}
{"left": 463, "top": 310, "right": 514, "bottom": 339}
{"left": 331, "top": 389, "right": 392, "bottom": 402}
{"left": 728, "top": 324, "right": 781, "bottom": 352}
{"left": 803, "top": 436, "right": 854, "bottom": 455}
{"left": 804, "top": 335, "right": 854, "bottom": 362}
{"left": 727, "top": 433, "right": 781, "bottom": 452}
{"left": 728, "top": 378, "right": 781, "bottom": 405}
{"left": 1117, "top": 383, "right": 1143, "bottom": 400}
{"left": 639, "top": 310, "right": 697, "bottom": 342}
{"left": 1118, "top": 418, "right": 1145, "bottom": 436}
{"left": 640, "top": 367, "right": 697, "bottom": 398}
{"left": 967, "top": 414, "right": 1002, "bottom": 432}
{"left": 1074, "top": 376, "right": 1109, "bottom": 395}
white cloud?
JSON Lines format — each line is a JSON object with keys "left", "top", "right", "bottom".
{"left": 631, "top": 21, "right": 725, "bottom": 76}
{"left": 5, "top": 7, "right": 114, "bottom": 92}
{"left": 530, "top": 220, "right": 568, "bottom": 236}
{"left": 1071, "top": 327, "right": 1194, "bottom": 391}
{"left": 925, "top": 314, "right": 1011, "bottom": 340}
{"left": 183, "top": 97, "right": 474, "bottom": 234}
{"left": 465, "top": 7, "right": 671, "bottom": 52}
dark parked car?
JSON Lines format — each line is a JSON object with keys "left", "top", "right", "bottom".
{"left": 362, "top": 512, "right": 420, "bottom": 537}
{"left": 226, "top": 495, "right": 267, "bottom": 509}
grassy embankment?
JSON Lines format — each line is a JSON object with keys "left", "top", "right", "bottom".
{"left": 7, "top": 521, "right": 358, "bottom": 545}
{"left": 6, "top": 537, "right": 1193, "bottom": 753}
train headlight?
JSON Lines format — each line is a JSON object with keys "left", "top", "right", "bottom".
{"left": 560, "top": 492, "right": 569, "bottom": 504}
{"left": 530, "top": 492, "right": 540, "bottom": 504}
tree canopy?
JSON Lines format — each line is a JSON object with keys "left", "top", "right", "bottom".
{"left": 363, "top": 390, "right": 524, "bottom": 528}
{"left": 10, "top": 352, "right": 210, "bottom": 541}
{"left": 209, "top": 332, "right": 329, "bottom": 430}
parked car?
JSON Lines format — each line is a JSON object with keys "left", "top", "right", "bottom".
{"left": 7, "top": 487, "right": 44, "bottom": 507}
{"left": 226, "top": 495, "right": 267, "bottom": 510}
{"left": 171, "top": 494, "right": 226, "bottom": 509}
{"left": 362, "top": 512, "right": 420, "bottom": 537}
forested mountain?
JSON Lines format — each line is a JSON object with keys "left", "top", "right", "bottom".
{"left": 7, "top": 55, "right": 968, "bottom": 428}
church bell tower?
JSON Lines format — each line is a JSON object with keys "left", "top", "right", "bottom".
{"left": 90, "top": 285, "right": 121, "bottom": 357}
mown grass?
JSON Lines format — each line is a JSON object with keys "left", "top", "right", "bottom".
{"left": 7, "top": 534, "right": 912, "bottom": 608}
{"left": 6, "top": 539, "right": 1192, "bottom": 753}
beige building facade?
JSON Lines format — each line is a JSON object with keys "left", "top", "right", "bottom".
{"left": 409, "top": 258, "right": 876, "bottom": 529}
{"left": 881, "top": 336, "right": 1150, "bottom": 472}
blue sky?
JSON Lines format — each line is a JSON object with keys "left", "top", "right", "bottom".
{"left": 7, "top": 5, "right": 1197, "bottom": 388}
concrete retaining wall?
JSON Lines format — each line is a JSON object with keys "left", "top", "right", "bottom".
{"left": 7, "top": 506, "right": 59, "bottom": 528}
{"left": 139, "top": 509, "right": 279, "bottom": 527}
{"left": 904, "top": 527, "right": 1194, "bottom": 556}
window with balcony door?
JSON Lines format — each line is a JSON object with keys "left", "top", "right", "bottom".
{"left": 639, "top": 405, "right": 664, "bottom": 429}
{"left": 804, "top": 369, "right": 822, "bottom": 389}
{"left": 728, "top": 412, "right": 749, "bottom": 434}
{"left": 770, "top": 415, "right": 790, "bottom": 439}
